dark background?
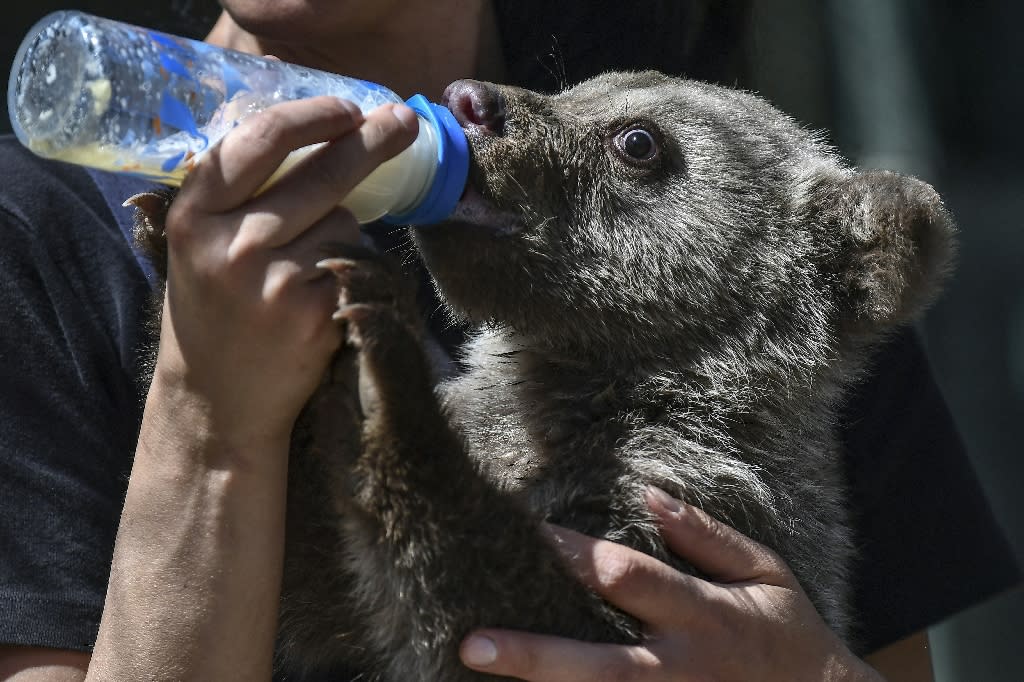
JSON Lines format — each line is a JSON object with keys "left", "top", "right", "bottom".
{"left": 746, "top": 3, "right": 1024, "bottom": 679}
{"left": 3, "top": 1, "right": 1022, "bottom": 678}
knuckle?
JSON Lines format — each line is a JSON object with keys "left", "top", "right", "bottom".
{"left": 226, "top": 229, "right": 266, "bottom": 264}
{"left": 757, "top": 542, "right": 786, "bottom": 568}
{"left": 760, "top": 547, "right": 795, "bottom": 582}
{"left": 593, "top": 549, "right": 645, "bottom": 593}
{"left": 233, "top": 110, "right": 290, "bottom": 156}
{"left": 363, "top": 110, "right": 409, "bottom": 154}
{"left": 518, "top": 646, "right": 541, "bottom": 677}
{"left": 498, "top": 638, "right": 541, "bottom": 677}
{"left": 687, "top": 505, "right": 725, "bottom": 541}
{"left": 162, "top": 199, "right": 200, "bottom": 248}
{"left": 319, "top": 96, "right": 361, "bottom": 123}
{"left": 365, "top": 110, "right": 396, "bottom": 138}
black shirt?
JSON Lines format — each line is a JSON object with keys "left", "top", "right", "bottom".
{"left": 0, "top": 139, "right": 148, "bottom": 650}
{"left": 0, "top": 0, "right": 1017, "bottom": 667}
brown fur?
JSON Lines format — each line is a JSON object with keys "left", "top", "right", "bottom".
{"left": 133, "top": 71, "right": 954, "bottom": 680}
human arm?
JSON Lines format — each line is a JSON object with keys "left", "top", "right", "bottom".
{"left": 460, "top": 487, "right": 907, "bottom": 681}
{"left": 80, "top": 97, "right": 418, "bottom": 681}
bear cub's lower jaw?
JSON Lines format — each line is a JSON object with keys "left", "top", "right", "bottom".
{"left": 446, "top": 183, "right": 525, "bottom": 236}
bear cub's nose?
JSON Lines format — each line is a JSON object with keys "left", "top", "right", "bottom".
{"left": 442, "top": 79, "right": 506, "bottom": 135}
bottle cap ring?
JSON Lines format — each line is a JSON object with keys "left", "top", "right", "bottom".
{"left": 381, "top": 94, "right": 469, "bottom": 226}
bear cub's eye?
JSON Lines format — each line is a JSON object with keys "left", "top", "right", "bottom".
{"left": 623, "top": 130, "right": 655, "bottom": 159}
{"left": 612, "top": 126, "right": 661, "bottom": 166}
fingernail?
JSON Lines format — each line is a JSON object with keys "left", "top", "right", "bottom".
{"left": 461, "top": 635, "right": 498, "bottom": 666}
{"left": 392, "top": 103, "right": 419, "bottom": 130}
{"left": 646, "top": 485, "right": 681, "bottom": 514}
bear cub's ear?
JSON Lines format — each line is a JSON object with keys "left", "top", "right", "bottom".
{"left": 818, "top": 170, "right": 956, "bottom": 331}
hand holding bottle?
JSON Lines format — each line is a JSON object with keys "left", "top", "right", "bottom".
{"left": 149, "top": 96, "right": 418, "bottom": 449}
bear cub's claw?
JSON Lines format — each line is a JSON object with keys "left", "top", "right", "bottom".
{"left": 317, "top": 256, "right": 399, "bottom": 312}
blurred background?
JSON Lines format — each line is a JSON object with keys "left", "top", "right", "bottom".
{"left": 746, "top": 2, "right": 1024, "bottom": 679}
{"left": 2, "top": 1, "right": 1021, "bottom": 679}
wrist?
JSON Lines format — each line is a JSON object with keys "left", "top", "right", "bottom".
{"left": 142, "top": 361, "right": 295, "bottom": 469}
{"left": 94, "top": 367, "right": 292, "bottom": 680}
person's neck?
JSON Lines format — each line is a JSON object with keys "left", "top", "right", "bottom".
{"left": 205, "top": 1, "right": 506, "bottom": 100}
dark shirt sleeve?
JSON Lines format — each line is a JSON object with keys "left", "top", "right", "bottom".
{"left": 0, "top": 144, "right": 149, "bottom": 651}
{"left": 841, "top": 329, "right": 1020, "bottom": 653}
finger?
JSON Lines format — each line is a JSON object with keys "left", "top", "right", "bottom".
{"left": 460, "top": 630, "right": 665, "bottom": 682}
{"left": 258, "top": 216, "right": 356, "bottom": 353}
{"left": 544, "top": 524, "right": 713, "bottom": 628}
{"left": 183, "top": 96, "right": 364, "bottom": 212}
{"left": 271, "top": 207, "right": 364, "bottom": 284}
{"left": 247, "top": 103, "right": 419, "bottom": 242}
{"left": 645, "top": 487, "right": 791, "bottom": 586}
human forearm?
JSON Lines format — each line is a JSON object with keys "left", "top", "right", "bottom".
{"left": 88, "top": 375, "right": 290, "bottom": 681}
{"left": 83, "top": 97, "right": 417, "bottom": 681}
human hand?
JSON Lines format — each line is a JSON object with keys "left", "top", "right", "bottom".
{"left": 152, "top": 96, "right": 418, "bottom": 447}
{"left": 460, "top": 487, "right": 884, "bottom": 681}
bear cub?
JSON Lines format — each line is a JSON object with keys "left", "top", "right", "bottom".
{"left": 133, "top": 70, "right": 954, "bottom": 681}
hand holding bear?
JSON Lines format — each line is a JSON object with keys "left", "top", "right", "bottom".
{"left": 461, "top": 488, "right": 886, "bottom": 682}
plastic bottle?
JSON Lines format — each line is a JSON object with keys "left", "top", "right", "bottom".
{"left": 6, "top": 11, "right": 468, "bottom": 225}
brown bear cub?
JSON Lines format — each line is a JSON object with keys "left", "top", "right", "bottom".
{"left": 132, "top": 71, "right": 954, "bottom": 681}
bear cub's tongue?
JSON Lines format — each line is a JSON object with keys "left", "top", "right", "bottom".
{"left": 446, "top": 183, "right": 523, "bottom": 235}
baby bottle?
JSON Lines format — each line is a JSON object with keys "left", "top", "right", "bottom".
{"left": 7, "top": 11, "right": 468, "bottom": 225}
